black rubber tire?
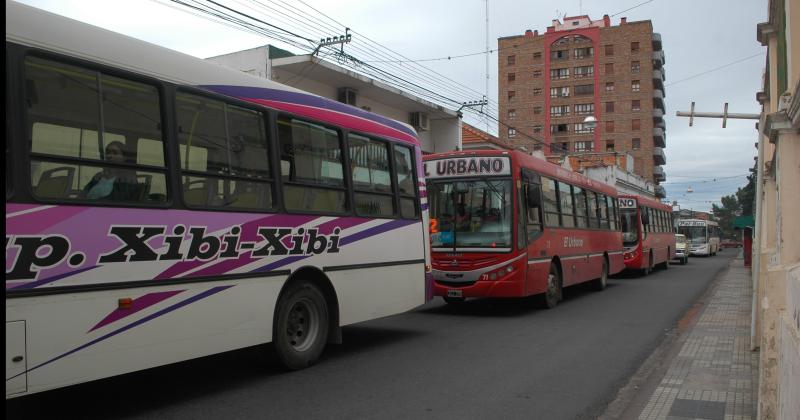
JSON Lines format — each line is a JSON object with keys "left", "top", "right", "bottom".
{"left": 443, "top": 296, "right": 465, "bottom": 304}
{"left": 641, "top": 251, "right": 652, "bottom": 277}
{"left": 540, "top": 263, "right": 562, "bottom": 309}
{"left": 273, "top": 281, "right": 330, "bottom": 370}
{"left": 662, "top": 250, "right": 670, "bottom": 270}
{"left": 592, "top": 258, "right": 608, "bottom": 291}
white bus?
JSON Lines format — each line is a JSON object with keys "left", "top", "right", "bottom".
{"left": 6, "top": 2, "right": 430, "bottom": 398}
{"left": 676, "top": 219, "right": 721, "bottom": 256}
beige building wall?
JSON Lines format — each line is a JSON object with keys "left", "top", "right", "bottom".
{"left": 754, "top": 0, "right": 800, "bottom": 417}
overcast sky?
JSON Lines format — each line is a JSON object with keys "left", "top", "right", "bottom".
{"left": 14, "top": 0, "right": 766, "bottom": 212}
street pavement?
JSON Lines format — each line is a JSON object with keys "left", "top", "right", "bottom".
{"left": 7, "top": 251, "right": 736, "bottom": 420}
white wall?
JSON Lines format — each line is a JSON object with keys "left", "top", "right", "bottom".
{"left": 206, "top": 46, "right": 269, "bottom": 79}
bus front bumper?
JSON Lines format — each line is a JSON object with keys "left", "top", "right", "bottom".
{"left": 431, "top": 270, "right": 526, "bottom": 298}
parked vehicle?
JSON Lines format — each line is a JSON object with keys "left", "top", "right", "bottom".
{"left": 674, "top": 234, "right": 689, "bottom": 265}
{"left": 720, "top": 239, "right": 743, "bottom": 249}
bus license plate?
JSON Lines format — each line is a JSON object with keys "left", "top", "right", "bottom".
{"left": 447, "top": 289, "right": 463, "bottom": 298}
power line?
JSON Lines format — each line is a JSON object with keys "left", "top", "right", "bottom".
{"left": 611, "top": 0, "right": 656, "bottom": 17}
{"left": 665, "top": 52, "right": 764, "bottom": 87}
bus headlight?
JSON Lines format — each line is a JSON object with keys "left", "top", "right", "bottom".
{"left": 481, "top": 264, "right": 515, "bottom": 281}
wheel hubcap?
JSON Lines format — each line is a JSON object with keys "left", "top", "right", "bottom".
{"left": 286, "top": 298, "right": 319, "bottom": 352}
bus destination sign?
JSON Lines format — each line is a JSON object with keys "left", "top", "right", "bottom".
{"left": 424, "top": 156, "right": 511, "bottom": 179}
{"left": 677, "top": 220, "right": 707, "bottom": 227}
{"left": 618, "top": 197, "right": 638, "bottom": 209}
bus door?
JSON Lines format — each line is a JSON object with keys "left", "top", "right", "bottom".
{"left": 521, "top": 169, "right": 544, "bottom": 294}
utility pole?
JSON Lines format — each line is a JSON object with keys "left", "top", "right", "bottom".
{"left": 312, "top": 28, "right": 352, "bottom": 56}
{"left": 676, "top": 101, "right": 760, "bottom": 127}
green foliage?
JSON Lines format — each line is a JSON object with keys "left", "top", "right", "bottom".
{"left": 712, "top": 163, "right": 756, "bottom": 239}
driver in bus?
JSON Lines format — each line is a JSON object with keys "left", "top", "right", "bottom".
{"left": 81, "top": 141, "right": 138, "bottom": 201}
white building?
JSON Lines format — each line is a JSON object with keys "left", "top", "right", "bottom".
{"left": 206, "top": 45, "right": 461, "bottom": 154}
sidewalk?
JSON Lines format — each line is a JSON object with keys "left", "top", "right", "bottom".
{"left": 636, "top": 253, "right": 759, "bottom": 420}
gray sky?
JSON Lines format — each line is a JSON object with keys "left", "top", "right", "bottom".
{"left": 14, "top": 0, "right": 766, "bottom": 212}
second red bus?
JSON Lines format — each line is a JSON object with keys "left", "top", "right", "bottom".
{"left": 618, "top": 194, "right": 677, "bottom": 275}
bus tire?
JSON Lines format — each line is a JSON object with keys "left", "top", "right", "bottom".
{"left": 641, "top": 252, "right": 652, "bottom": 277}
{"left": 592, "top": 257, "right": 608, "bottom": 291}
{"left": 273, "top": 281, "right": 330, "bottom": 370}
{"left": 662, "top": 249, "right": 670, "bottom": 270}
{"left": 540, "top": 263, "right": 562, "bottom": 309}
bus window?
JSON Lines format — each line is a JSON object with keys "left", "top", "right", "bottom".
{"left": 394, "top": 145, "right": 419, "bottom": 219}
{"left": 573, "top": 186, "right": 589, "bottom": 228}
{"left": 177, "top": 93, "right": 273, "bottom": 210}
{"left": 349, "top": 134, "right": 394, "bottom": 217}
{"left": 598, "top": 194, "right": 610, "bottom": 229}
{"left": 26, "top": 56, "right": 166, "bottom": 204}
{"left": 525, "top": 182, "right": 543, "bottom": 241}
{"left": 558, "top": 181, "right": 575, "bottom": 228}
{"left": 542, "top": 177, "right": 560, "bottom": 227}
{"left": 277, "top": 116, "right": 345, "bottom": 214}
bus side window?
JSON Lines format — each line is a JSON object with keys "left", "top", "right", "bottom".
{"left": 541, "top": 177, "right": 560, "bottom": 227}
{"left": 525, "top": 182, "right": 543, "bottom": 241}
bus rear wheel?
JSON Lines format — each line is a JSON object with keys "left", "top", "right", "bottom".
{"left": 641, "top": 253, "right": 652, "bottom": 277}
{"left": 662, "top": 249, "right": 670, "bottom": 270}
{"left": 592, "top": 258, "right": 608, "bottom": 291}
{"left": 540, "top": 263, "right": 562, "bottom": 309}
{"left": 273, "top": 281, "right": 330, "bottom": 370}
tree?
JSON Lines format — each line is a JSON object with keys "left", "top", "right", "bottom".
{"left": 712, "top": 194, "right": 741, "bottom": 239}
{"left": 737, "top": 163, "right": 757, "bottom": 216}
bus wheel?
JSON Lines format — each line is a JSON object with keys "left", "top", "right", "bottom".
{"left": 540, "top": 263, "right": 562, "bottom": 309}
{"left": 273, "top": 281, "right": 330, "bottom": 370}
{"left": 662, "top": 250, "right": 670, "bottom": 270}
{"left": 592, "top": 258, "right": 608, "bottom": 291}
{"left": 443, "top": 296, "right": 465, "bottom": 304}
{"left": 641, "top": 254, "right": 652, "bottom": 277}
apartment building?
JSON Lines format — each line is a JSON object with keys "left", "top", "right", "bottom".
{"left": 498, "top": 15, "right": 666, "bottom": 195}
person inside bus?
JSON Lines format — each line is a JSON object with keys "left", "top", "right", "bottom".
{"left": 82, "top": 141, "right": 138, "bottom": 201}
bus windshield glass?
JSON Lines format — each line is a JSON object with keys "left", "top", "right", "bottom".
{"left": 428, "top": 179, "right": 513, "bottom": 249}
{"left": 679, "top": 226, "right": 707, "bottom": 244}
{"left": 620, "top": 208, "right": 639, "bottom": 246}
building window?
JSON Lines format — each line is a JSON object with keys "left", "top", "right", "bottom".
{"left": 533, "top": 52, "right": 542, "bottom": 60}
{"left": 606, "top": 139, "right": 615, "bottom": 151}
{"left": 605, "top": 63, "right": 614, "bottom": 75}
{"left": 508, "top": 128, "right": 517, "bottom": 138}
{"left": 533, "top": 125, "right": 542, "bottom": 133}
{"left": 533, "top": 69, "right": 542, "bottom": 78}
{"left": 551, "top": 49, "right": 569, "bottom": 60}
{"left": 508, "top": 73, "right": 516, "bottom": 82}
{"left": 605, "top": 44, "right": 614, "bottom": 56}
{"left": 632, "top": 119, "right": 641, "bottom": 130}
{"left": 574, "top": 140, "right": 594, "bottom": 152}
{"left": 575, "top": 103, "right": 594, "bottom": 115}
{"left": 508, "top": 109, "right": 516, "bottom": 119}
{"left": 574, "top": 123, "right": 595, "bottom": 134}
{"left": 632, "top": 138, "right": 641, "bottom": 150}
{"left": 606, "top": 121, "right": 615, "bottom": 132}
{"left": 507, "top": 55, "right": 516, "bottom": 66}
{"left": 631, "top": 61, "right": 640, "bottom": 73}
{"left": 550, "top": 68, "right": 569, "bottom": 80}
{"left": 631, "top": 80, "right": 640, "bottom": 92}
{"left": 550, "top": 86, "right": 570, "bottom": 98}
{"left": 574, "top": 47, "right": 594, "bottom": 59}
{"left": 574, "top": 84, "right": 594, "bottom": 95}
{"left": 606, "top": 101, "right": 615, "bottom": 113}
{"left": 551, "top": 142, "right": 570, "bottom": 154}
{"left": 574, "top": 65, "right": 594, "bottom": 78}
{"left": 550, "top": 105, "right": 570, "bottom": 117}
{"left": 631, "top": 41, "right": 640, "bottom": 53}
{"left": 551, "top": 123, "right": 569, "bottom": 134}
{"left": 606, "top": 82, "right": 615, "bottom": 92}
{"left": 533, "top": 88, "right": 542, "bottom": 96}
{"left": 632, "top": 100, "right": 641, "bottom": 111}
{"left": 534, "top": 143, "right": 543, "bottom": 151}
{"left": 508, "top": 91, "right": 516, "bottom": 101}
{"left": 533, "top": 105, "right": 542, "bottom": 114}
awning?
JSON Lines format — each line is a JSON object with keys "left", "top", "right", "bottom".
{"left": 733, "top": 215, "right": 755, "bottom": 229}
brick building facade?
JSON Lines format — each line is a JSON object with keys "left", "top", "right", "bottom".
{"left": 497, "top": 15, "right": 666, "bottom": 195}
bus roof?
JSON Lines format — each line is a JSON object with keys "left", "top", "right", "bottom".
{"left": 6, "top": 1, "right": 420, "bottom": 147}
{"left": 423, "top": 149, "right": 619, "bottom": 196}
{"left": 618, "top": 194, "right": 672, "bottom": 211}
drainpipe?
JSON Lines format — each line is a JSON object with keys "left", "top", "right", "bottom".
{"left": 750, "top": 119, "right": 765, "bottom": 351}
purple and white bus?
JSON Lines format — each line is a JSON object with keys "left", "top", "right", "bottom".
{"left": 6, "top": 2, "right": 430, "bottom": 398}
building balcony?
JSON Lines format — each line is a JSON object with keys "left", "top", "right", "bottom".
{"left": 653, "top": 50, "right": 665, "bottom": 68}
{"left": 655, "top": 119, "right": 666, "bottom": 131}
{"left": 652, "top": 33, "right": 662, "bottom": 51}
{"left": 653, "top": 127, "right": 665, "bottom": 148}
{"left": 653, "top": 89, "right": 665, "bottom": 110}
{"left": 653, "top": 146, "right": 666, "bottom": 165}
{"left": 653, "top": 165, "right": 665, "bottom": 182}
{"left": 654, "top": 184, "right": 666, "bottom": 198}
{"left": 653, "top": 69, "right": 665, "bottom": 90}
{"left": 653, "top": 107, "right": 664, "bottom": 122}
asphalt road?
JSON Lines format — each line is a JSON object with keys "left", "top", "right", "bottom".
{"left": 7, "top": 251, "right": 736, "bottom": 420}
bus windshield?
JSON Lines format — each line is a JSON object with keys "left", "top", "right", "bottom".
{"left": 679, "top": 226, "right": 707, "bottom": 244}
{"left": 428, "top": 179, "right": 513, "bottom": 249}
{"left": 620, "top": 208, "right": 640, "bottom": 246}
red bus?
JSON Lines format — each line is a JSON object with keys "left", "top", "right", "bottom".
{"left": 618, "top": 194, "right": 677, "bottom": 275}
{"left": 424, "top": 150, "right": 625, "bottom": 308}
